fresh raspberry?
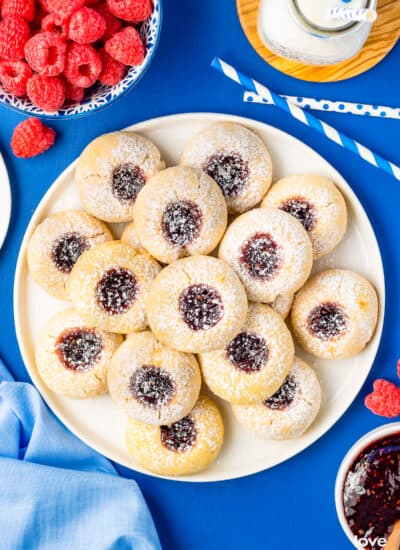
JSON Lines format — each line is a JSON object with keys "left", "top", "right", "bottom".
{"left": 63, "top": 43, "right": 102, "bottom": 88}
{"left": 68, "top": 7, "right": 106, "bottom": 43}
{"left": 1, "top": 0, "right": 35, "bottom": 21}
{"left": 11, "top": 118, "right": 56, "bottom": 158}
{"left": 105, "top": 26, "right": 145, "bottom": 66}
{"left": 98, "top": 48, "right": 125, "bottom": 85}
{"left": 106, "top": 0, "right": 152, "bottom": 23}
{"left": 47, "top": 0, "right": 86, "bottom": 17}
{"left": 27, "top": 74, "right": 65, "bottom": 111}
{"left": 25, "top": 32, "right": 67, "bottom": 76}
{"left": 37, "top": 0, "right": 53, "bottom": 12}
{"left": 86, "top": 0, "right": 101, "bottom": 4}
{"left": 0, "top": 60, "right": 32, "bottom": 96}
{"left": 41, "top": 13, "right": 69, "bottom": 38}
{"left": 94, "top": 2, "right": 122, "bottom": 42}
{"left": 365, "top": 379, "right": 400, "bottom": 418}
{"left": 0, "top": 16, "right": 30, "bottom": 61}
{"left": 64, "top": 80, "right": 84, "bottom": 102}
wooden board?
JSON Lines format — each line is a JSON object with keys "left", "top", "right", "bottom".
{"left": 237, "top": 0, "right": 400, "bottom": 82}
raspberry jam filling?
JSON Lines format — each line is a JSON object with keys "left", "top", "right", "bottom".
{"left": 264, "top": 375, "right": 297, "bottom": 410}
{"left": 160, "top": 415, "right": 198, "bottom": 453}
{"left": 112, "top": 163, "right": 145, "bottom": 203}
{"left": 227, "top": 331, "right": 269, "bottom": 372}
{"left": 179, "top": 284, "right": 224, "bottom": 331}
{"left": 55, "top": 328, "right": 103, "bottom": 371}
{"left": 308, "top": 302, "right": 348, "bottom": 341}
{"left": 95, "top": 267, "right": 138, "bottom": 315}
{"left": 280, "top": 196, "right": 316, "bottom": 232}
{"left": 343, "top": 432, "right": 400, "bottom": 549}
{"left": 240, "top": 232, "right": 281, "bottom": 280}
{"left": 161, "top": 200, "right": 202, "bottom": 247}
{"left": 130, "top": 365, "right": 176, "bottom": 408}
{"left": 51, "top": 232, "right": 89, "bottom": 273}
{"left": 203, "top": 151, "right": 249, "bottom": 198}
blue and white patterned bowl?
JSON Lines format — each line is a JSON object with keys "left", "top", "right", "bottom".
{"left": 0, "top": 0, "right": 162, "bottom": 119}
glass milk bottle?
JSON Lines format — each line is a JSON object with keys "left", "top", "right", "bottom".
{"left": 258, "top": 0, "right": 377, "bottom": 65}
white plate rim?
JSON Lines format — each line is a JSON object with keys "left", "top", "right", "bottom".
{"left": 13, "top": 112, "right": 385, "bottom": 482}
{"left": 0, "top": 152, "right": 11, "bottom": 251}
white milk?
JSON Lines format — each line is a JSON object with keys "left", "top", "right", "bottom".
{"left": 295, "top": 0, "right": 368, "bottom": 30}
{"left": 258, "top": 0, "right": 376, "bottom": 65}
{"left": 258, "top": 0, "right": 377, "bottom": 65}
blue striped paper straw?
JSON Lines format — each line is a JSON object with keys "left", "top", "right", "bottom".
{"left": 243, "top": 91, "right": 400, "bottom": 120}
{"left": 211, "top": 58, "right": 400, "bottom": 181}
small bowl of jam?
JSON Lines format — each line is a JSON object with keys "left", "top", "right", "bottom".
{"left": 335, "top": 423, "right": 400, "bottom": 549}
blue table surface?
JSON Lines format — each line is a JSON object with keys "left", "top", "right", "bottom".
{"left": 1, "top": 1, "right": 400, "bottom": 548}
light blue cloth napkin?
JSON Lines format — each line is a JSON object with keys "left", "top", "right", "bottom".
{"left": 0, "top": 357, "right": 161, "bottom": 550}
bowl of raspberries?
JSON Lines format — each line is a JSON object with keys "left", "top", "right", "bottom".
{"left": 0, "top": 0, "right": 162, "bottom": 118}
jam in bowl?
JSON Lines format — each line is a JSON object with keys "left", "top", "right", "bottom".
{"left": 335, "top": 423, "right": 400, "bottom": 549}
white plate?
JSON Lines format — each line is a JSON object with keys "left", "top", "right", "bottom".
{"left": 14, "top": 113, "right": 385, "bottom": 482}
{"left": 0, "top": 151, "right": 11, "bottom": 250}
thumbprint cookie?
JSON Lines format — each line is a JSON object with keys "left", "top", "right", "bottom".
{"left": 108, "top": 331, "right": 201, "bottom": 425}
{"left": 27, "top": 210, "right": 113, "bottom": 300}
{"left": 121, "top": 221, "right": 146, "bottom": 253}
{"left": 199, "top": 303, "right": 294, "bottom": 404}
{"left": 181, "top": 122, "right": 272, "bottom": 213}
{"left": 133, "top": 166, "right": 228, "bottom": 264}
{"left": 218, "top": 208, "right": 313, "bottom": 303}
{"left": 291, "top": 269, "right": 378, "bottom": 359}
{"left": 146, "top": 255, "right": 248, "bottom": 353}
{"left": 261, "top": 174, "right": 347, "bottom": 259}
{"left": 35, "top": 308, "right": 122, "bottom": 398}
{"left": 126, "top": 395, "right": 224, "bottom": 476}
{"left": 232, "top": 357, "right": 321, "bottom": 440}
{"left": 75, "top": 131, "right": 165, "bottom": 223}
{"left": 68, "top": 241, "right": 161, "bottom": 334}
{"left": 269, "top": 293, "right": 294, "bottom": 320}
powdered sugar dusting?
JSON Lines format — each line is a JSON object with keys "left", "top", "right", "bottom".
{"left": 108, "top": 331, "right": 201, "bottom": 425}
{"left": 160, "top": 415, "right": 197, "bottom": 453}
{"left": 269, "top": 293, "right": 294, "bottom": 319}
{"left": 291, "top": 269, "right": 378, "bottom": 359}
{"left": 181, "top": 122, "right": 272, "bottom": 213}
{"left": 51, "top": 232, "right": 89, "bottom": 273}
{"left": 199, "top": 303, "right": 294, "bottom": 404}
{"left": 280, "top": 197, "right": 316, "bottom": 232}
{"left": 219, "top": 208, "right": 313, "bottom": 303}
{"left": 203, "top": 151, "right": 249, "bottom": 198}
{"left": 35, "top": 308, "right": 122, "bottom": 399}
{"left": 68, "top": 241, "right": 161, "bottom": 334}
{"left": 179, "top": 284, "right": 224, "bottom": 331}
{"left": 264, "top": 375, "right": 297, "bottom": 410}
{"left": 95, "top": 267, "right": 138, "bottom": 315}
{"left": 133, "top": 166, "right": 227, "bottom": 264}
{"left": 75, "top": 132, "right": 165, "bottom": 222}
{"left": 227, "top": 331, "right": 269, "bottom": 372}
{"left": 233, "top": 357, "right": 322, "bottom": 440}
{"left": 27, "top": 210, "right": 113, "bottom": 301}
{"left": 146, "top": 255, "right": 248, "bottom": 353}
{"left": 240, "top": 232, "right": 282, "bottom": 280}
{"left": 307, "top": 302, "right": 348, "bottom": 341}
{"left": 56, "top": 328, "right": 103, "bottom": 372}
{"left": 126, "top": 395, "right": 224, "bottom": 475}
{"left": 121, "top": 222, "right": 146, "bottom": 253}
{"left": 130, "top": 365, "right": 176, "bottom": 407}
{"left": 112, "top": 163, "right": 145, "bottom": 204}
{"left": 262, "top": 175, "right": 347, "bottom": 259}
{"left": 161, "top": 200, "right": 202, "bottom": 247}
